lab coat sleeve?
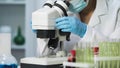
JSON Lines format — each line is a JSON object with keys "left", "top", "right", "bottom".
{"left": 81, "top": 26, "right": 108, "bottom": 42}
{"left": 80, "top": 26, "right": 94, "bottom": 42}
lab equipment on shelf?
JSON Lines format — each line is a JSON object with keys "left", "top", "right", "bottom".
{"left": 0, "top": 26, "right": 18, "bottom": 68}
{"left": 13, "top": 26, "right": 25, "bottom": 45}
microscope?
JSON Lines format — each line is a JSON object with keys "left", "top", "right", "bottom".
{"left": 20, "top": 0, "right": 71, "bottom": 68}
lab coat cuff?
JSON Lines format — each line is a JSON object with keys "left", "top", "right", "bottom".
{"left": 81, "top": 26, "right": 94, "bottom": 42}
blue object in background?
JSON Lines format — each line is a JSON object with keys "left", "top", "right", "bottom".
{"left": 0, "top": 64, "right": 17, "bottom": 68}
{"left": 0, "top": 26, "right": 18, "bottom": 68}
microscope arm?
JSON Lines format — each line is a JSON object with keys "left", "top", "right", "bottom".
{"left": 37, "top": 38, "right": 50, "bottom": 57}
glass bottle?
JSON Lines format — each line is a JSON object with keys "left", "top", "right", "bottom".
{"left": 0, "top": 26, "right": 18, "bottom": 68}
{"left": 13, "top": 26, "right": 25, "bottom": 45}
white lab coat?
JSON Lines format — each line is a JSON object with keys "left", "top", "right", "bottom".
{"left": 64, "top": 0, "right": 120, "bottom": 51}
{"left": 81, "top": 0, "right": 120, "bottom": 42}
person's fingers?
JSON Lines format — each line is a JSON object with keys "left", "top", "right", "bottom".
{"left": 56, "top": 22, "right": 70, "bottom": 29}
{"left": 56, "top": 17, "right": 68, "bottom": 23}
{"left": 56, "top": 20, "right": 69, "bottom": 26}
{"left": 61, "top": 28, "right": 71, "bottom": 32}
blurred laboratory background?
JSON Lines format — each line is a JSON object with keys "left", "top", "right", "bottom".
{"left": 0, "top": 0, "right": 25, "bottom": 64}
{"left": 0, "top": 0, "right": 40, "bottom": 64}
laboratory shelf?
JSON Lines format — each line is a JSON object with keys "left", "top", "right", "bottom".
{"left": 12, "top": 45, "right": 25, "bottom": 50}
{"left": 0, "top": 1, "right": 25, "bottom": 5}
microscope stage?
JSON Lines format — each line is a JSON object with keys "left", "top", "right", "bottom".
{"left": 20, "top": 57, "right": 67, "bottom": 68}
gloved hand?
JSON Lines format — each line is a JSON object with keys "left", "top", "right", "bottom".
{"left": 69, "top": 0, "right": 87, "bottom": 13}
{"left": 55, "top": 16, "right": 87, "bottom": 38}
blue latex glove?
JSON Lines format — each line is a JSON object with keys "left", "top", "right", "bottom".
{"left": 69, "top": 0, "right": 87, "bottom": 13}
{"left": 55, "top": 16, "right": 87, "bottom": 38}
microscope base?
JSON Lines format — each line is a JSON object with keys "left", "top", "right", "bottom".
{"left": 20, "top": 57, "right": 67, "bottom": 68}
{"left": 21, "top": 63, "right": 62, "bottom": 68}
